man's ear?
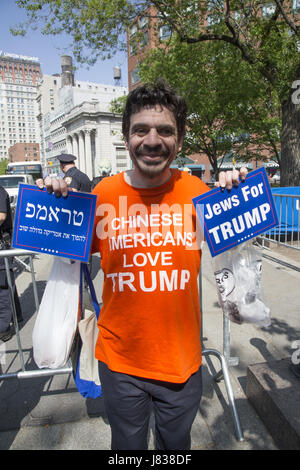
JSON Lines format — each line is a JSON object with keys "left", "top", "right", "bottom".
{"left": 177, "top": 137, "right": 184, "bottom": 153}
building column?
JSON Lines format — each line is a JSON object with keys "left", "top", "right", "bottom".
{"left": 84, "top": 128, "right": 93, "bottom": 179}
{"left": 94, "top": 128, "right": 100, "bottom": 176}
{"left": 66, "top": 135, "right": 73, "bottom": 155}
{"left": 72, "top": 133, "right": 79, "bottom": 161}
{"left": 96, "top": 120, "right": 112, "bottom": 174}
{"left": 78, "top": 131, "right": 86, "bottom": 173}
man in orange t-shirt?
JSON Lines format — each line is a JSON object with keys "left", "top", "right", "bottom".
{"left": 92, "top": 168, "right": 208, "bottom": 384}
{"left": 39, "top": 80, "right": 247, "bottom": 450}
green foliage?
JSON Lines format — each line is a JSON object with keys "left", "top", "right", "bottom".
{"left": 0, "top": 159, "right": 8, "bottom": 175}
{"left": 13, "top": 1, "right": 300, "bottom": 86}
{"left": 138, "top": 38, "right": 281, "bottom": 173}
{"left": 13, "top": 1, "right": 300, "bottom": 95}
{"left": 13, "top": 0, "right": 140, "bottom": 64}
{"left": 110, "top": 94, "right": 127, "bottom": 114}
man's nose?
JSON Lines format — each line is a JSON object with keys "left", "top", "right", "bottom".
{"left": 143, "top": 128, "right": 161, "bottom": 146}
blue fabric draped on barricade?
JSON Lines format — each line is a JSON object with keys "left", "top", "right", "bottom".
{"left": 72, "top": 263, "right": 102, "bottom": 399}
{"left": 269, "top": 187, "right": 300, "bottom": 235}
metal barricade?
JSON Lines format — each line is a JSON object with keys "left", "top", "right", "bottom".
{"left": 261, "top": 193, "right": 300, "bottom": 251}
{"left": 0, "top": 249, "right": 72, "bottom": 380}
{"left": 199, "top": 264, "right": 244, "bottom": 442}
{"left": 0, "top": 248, "right": 243, "bottom": 442}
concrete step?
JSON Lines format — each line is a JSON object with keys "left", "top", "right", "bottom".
{"left": 246, "top": 357, "right": 300, "bottom": 450}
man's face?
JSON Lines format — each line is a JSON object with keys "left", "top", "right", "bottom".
{"left": 125, "top": 105, "right": 182, "bottom": 180}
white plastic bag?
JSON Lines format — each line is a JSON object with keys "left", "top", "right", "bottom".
{"left": 77, "top": 308, "right": 100, "bottom": 385}
{"left": 212, "top": 240, "right": 271, "bottom": 327}
{"left": 33, "top": 258, "right": 80, "bottom": 369}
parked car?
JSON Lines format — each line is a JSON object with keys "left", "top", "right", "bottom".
{"left": 271, "top": 173, "right": 280, "bottom": 182}
{"left": 0, "top": 173, "right": 34, "bottom": 213}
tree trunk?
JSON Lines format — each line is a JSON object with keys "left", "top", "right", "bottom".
{"left": 280, "top": 72, "right": 300, "bottom": 187}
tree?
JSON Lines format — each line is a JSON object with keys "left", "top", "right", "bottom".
{"left": 151, "top": 0, "right": 300, "bottom": 186}
{"left": 138, "top": 39, "right": 281, "bottom": 177}
{"left": 13, "top": 0, "right": 300, "bottom": 185}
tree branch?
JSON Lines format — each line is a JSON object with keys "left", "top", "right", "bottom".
{"left": 224, "top": 0, "right": 237, "bottom": 40}
{"left": 273, "top": 0, "right": 300, "bottom": 34}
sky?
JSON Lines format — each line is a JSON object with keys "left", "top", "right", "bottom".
{"left": 0, "top": 0, "right": 128, "bottom": 87}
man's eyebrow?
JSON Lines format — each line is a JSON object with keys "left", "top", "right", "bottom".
{"left": 131, "top": 122, "right": 149, "bottom": 130}
{"left": 130, "top": 123, "right": 176, "bottom": 132}
{"left": 157, "top": 124, "right": 176, "bottom": 132}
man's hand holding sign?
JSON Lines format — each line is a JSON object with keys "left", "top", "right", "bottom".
{"left": 12, "top": 181, "right": 96, "bottom": 263}
{"left": 215, "top": 167, "right": 248, "bottom": 191}
{"left": 36, "top": 176, "right": 70, "bottom": 197}
{"left": 193, "top": 167, "right": 278, "bottom": 257}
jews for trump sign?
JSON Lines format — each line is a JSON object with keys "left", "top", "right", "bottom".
{"left": 193, "top": 168, "right": 278, "bottom": 257}
{"left": 12, "top": 184, "right": 96, "bottom": 263}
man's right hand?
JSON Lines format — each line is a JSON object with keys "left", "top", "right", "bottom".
{"left": 36, "top": 177, "right": 69, "bottom": 197}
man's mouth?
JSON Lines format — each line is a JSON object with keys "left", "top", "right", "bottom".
{"left": 137, "top": 150, "right": 170, "bottom": 162}
{"left": 142, "top": 154, "right": 164, "bottom": 160}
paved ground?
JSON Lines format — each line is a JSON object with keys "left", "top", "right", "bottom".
{"left": 0, "top": 240, "right": 299, "bottom": 451}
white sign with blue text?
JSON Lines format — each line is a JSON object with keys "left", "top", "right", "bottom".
{"left": 193, "top": 167, "right": 279, "bottom": 257}
{"left": 12, "top": 184, "right": 97, "bottom": 263}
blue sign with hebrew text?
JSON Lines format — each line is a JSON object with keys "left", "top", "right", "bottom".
{"left": 193, "top": 167, "right": 279, "bottom": 257}
{"left": 12, "top": 184, "right": 97, "bottom": 262}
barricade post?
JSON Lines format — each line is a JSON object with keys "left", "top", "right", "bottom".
{"left": 199, "top": 264, "right": 244, "bottom": 442}
{"left": 0, "top": 249, "right": 72, "bottom": 381}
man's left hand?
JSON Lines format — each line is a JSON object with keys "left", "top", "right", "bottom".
{"left": 215, "top": 167, "right": 248, "bottom": 190}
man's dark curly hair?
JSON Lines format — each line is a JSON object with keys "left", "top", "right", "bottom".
{"left": 122, "top": 79, "right": 187, "bottom": 142}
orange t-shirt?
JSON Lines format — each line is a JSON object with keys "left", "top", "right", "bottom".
{"left": 91, "top": 169, "right": 209, "bottom": 383}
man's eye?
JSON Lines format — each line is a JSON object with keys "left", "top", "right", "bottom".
{"left": 159, "top": 128, "right": 173, "bottom": 136}
{"left": 134, "top": 128, "right": 147, "bottom": 135}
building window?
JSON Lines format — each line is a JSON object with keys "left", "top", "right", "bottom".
{"left": 140, "top": 31, "right": 149, "bottom": 48}
{"left": 130, "top": 40, "right": 138, "bottom": 55}
{"left": 131, "top": 66, "right": 140, "bottom": 85}
{"left": 139, "top": 16, "right": 149, "bottom": 29}
{"left": 159, "top": 25, "right": 172, "bottom": 41}
{"left": 130, "top": 23, "right": 137, "bottom": 37}
{"left": 293, "top": 0, "right": 300, "bottom": 11}
{"left": 262, "top": 3, "right": 276, "bottom": 17}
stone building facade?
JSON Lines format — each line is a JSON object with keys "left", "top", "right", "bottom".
{"left": 39, "top": 56, "right": 128, "bottom": 177}
{"left": 62, "top": 101, "right": 129, "bottom": 179}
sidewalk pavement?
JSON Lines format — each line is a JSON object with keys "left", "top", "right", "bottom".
{"left": 0, "top": 242, "right": 299, "bottom": 450}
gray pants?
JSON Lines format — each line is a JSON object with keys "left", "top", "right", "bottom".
{"left": 0, "top": 258, "right": 22, "bottom": 333}
{"left": 98, "top": 361, "right": 202, "bottom": 450}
